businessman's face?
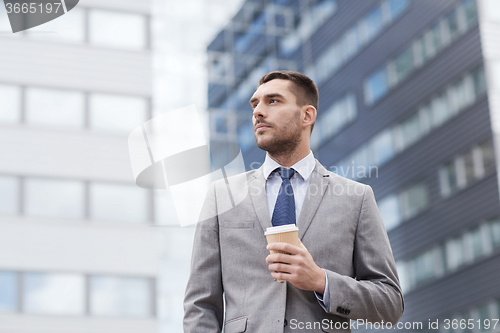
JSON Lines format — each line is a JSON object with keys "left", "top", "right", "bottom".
{"left": 250, "top": 79, "right": 303, "bottom": 155}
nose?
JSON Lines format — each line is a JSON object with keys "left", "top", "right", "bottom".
{"left": 252, "top": 102, "right": 266, "bottom": 119}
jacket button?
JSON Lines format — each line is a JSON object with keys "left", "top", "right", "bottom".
{"left": 284, "top": 319, "right": 288, "bottom": 326}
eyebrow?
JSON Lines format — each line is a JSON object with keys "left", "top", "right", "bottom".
{"left": 249, "top": 93, "right": 285, "bottom": 106}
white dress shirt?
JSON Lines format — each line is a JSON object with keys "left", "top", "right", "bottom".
{"left": 262, "top": 151, "right": 330, "bottom": 311}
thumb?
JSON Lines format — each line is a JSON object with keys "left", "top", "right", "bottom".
{"left": 298, "top": 238, "right": 306, "bottom": 249}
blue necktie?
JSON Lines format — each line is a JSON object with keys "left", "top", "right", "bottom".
{"left": 271, "top": 168, "right": 296, "bottom": 226}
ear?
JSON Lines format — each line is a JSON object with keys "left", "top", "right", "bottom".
{"left": 302, "top": 105, "right": 317, "bottom": 131}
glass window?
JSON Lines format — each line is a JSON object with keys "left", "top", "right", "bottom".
{"left": 393, "top": 47, "right": 414, "bottom": 83}
{"left": 238, "top": 123, "right": 256, "bottom": 152}
{"left": 314, "top": 0, "right": 338, "bottom": 22}
{"left": 89, "top": 94, "right": 147, "bottom": 133}
{"left": 352, "top": 147, "right": 369, "bottom": 171}
{"left": 490, "top": 219, "right": 500, "bottom": 248}
{"left": 463, "top": 0, "right": 478, "bottom": 28}
{"left": 321, "top": 94, "right": 357, "bottom": 141}
{"left": 378, "top": 194, "right": 401, "bottom": 231}
{"left": 440, "top": 162, "right": 457, "bottom": 197}
{"left": 89, "top": 10, "right": 147, "bottom": 49}
{"left": 25, "top": 178, "right": 84, "bottom": 219}
{"left": 423, "top": 23, "right": 441, "bottom": 59}
{"left": 23, "top": 272, "right": 84, "bottom": 315}
{"left": 412, "top": 38, "right": 425, "bottom": 67}
{"left": 430, "top": 93, "right": 450, "bottom": 127}
{"left": 280, "top": 33, "right": 300, "bottom": 57}
{"left": 400, "top": 183, "right": 428, "bottom": 220}
{"left": 456, "top": 156, "right": 468, "bottom": 189}
{"left": 463, "top": 150, "right": 475, "bottom": 185}
{"left": 395, "top": 261, "right": 408, "bottom": 293}
{"left": 418, "top": 105, "right": 432, "bottom": 135}
{"left": 469, "top": 226, "right": 486, "bottom": 260}
{"left": 214, "top": 115, "right": 228, "bottom": 134}
{"left": 477, "top": 303, "right": 492, "bottom": 325}
{"left": 362, "top": 6, "right": 383, "bottom": 43}
{"left": 25, "top": 7, "right": 85, "bottom": 43}
{"left": 370, "top": 129, "right": 394, "bottom": 166}
{"left": 341, "top": 27, "right": 359, "bottom": 59}
{"left": 317, "top": 43, "right": 341, "bottom": 83}
{"left": 365, "top": 68, "right": 388, "bottom": 104}
{"left": 481, "top": 140, "right": 495, "bottom": 175}
{"left": 90, "top": 183, "right": 149, "bottom": 223}
{"left": 0, "top": 271, "right": 17, "bottom": 312}
{"left": 472, "top": 146, "right": 484, "bottom": 179}
{"left": 387, "top": 0, "right": 409, "bottom": 20}
{"left": 26, "top": 87, "right": 84, "bottom": 128}
{"left": 0, "top": 175, "right": 18, "bottom": 215}
{"left": 472, "top": 66, "right": 487, "bottom": 97}
{"left": 399, "top": 113, "right": 421, "bottom": 150}
{"left": 445, "top": 237, "right": 465, "bottom": 271}
{"left": 413, "top": 248, "right": 436, "bottom": 286}
{"left": 90, "top": 275, "right": 152, "bottom": 317}
{"left": 0, "top": 84, "right": 21, "bottom": 124}
{"left": 345, "top": 94, "right": 357, "bottom": 120}
{"left": 444, "top": 10, "right": 460, "bottom": 42}
{"left": 464, "top": 74, "right": 475, "bottom": 108}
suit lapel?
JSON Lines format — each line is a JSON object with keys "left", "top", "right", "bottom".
{"left": 297, "top": 160, "right": 330, "bottom": 240}
{"left": 249, "top": 167, "right": 272, "bottom": 232}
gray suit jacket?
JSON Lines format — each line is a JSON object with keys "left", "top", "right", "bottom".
{"left": 184, "top": 161, "right": 404, "bottom": 333}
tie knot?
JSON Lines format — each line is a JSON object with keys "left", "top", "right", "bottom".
{"left": 277, "top": 168, "right": 295, "bottom": 180}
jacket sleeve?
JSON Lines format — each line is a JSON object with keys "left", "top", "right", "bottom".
{"left": 183, "top": 182, "right": 224, "bottom": 332}
{"left": 324, "top": 184, "right": 404, "bottom": 325}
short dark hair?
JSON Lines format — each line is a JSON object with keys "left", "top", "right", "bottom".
{"left": 258, "top": 70, "right": 318, "bottom": 133}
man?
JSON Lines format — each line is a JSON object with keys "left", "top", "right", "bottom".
{"left": 184, "top": 71, "right": 403, "bottom": 333}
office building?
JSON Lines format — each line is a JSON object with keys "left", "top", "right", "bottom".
{"left": 0, "top": 1, "right": 159, "bottom": 332}
{"left": 0, "top": 0, "right": 247, "bottom": 332}
{"left": 206, "top": 0, "right": 500, "bottom": 330}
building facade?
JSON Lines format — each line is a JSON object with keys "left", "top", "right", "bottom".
{"left": 0, "top": 1, "right": 159, "bottom": 332}
{"left": 207, "top": 0, "right": 500, "bottom": 330}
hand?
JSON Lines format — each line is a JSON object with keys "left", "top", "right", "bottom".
{"left": 266, "top": 239, "right": 326, "bottom": 293}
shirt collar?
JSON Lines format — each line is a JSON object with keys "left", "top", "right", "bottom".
{"left": 263, "top": 150, "right": 316, "bottom": 181}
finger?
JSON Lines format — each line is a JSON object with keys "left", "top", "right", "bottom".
{"left": 266, "top": 253, "right": 293, "bottom": 264}
{"left": 271, "top": 270, "right": 291, "bottom": 281}
{"left": 268, "top": 262, "right": 292, "bottom": 273}
{"left": 298, "top": 239, "right": 308, "bottom": 250}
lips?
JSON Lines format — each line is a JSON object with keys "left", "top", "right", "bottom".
{"left": 255, "top": 124, "right": 271, "bottom": 132}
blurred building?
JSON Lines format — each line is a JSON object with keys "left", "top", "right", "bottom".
{"left": 206, "top": 0, "right": 500, "bottom": 330}
{"left": 151, "top": 0, "right": 244, "bottom": 332}
{"left": 0, "top": 0, "right": 247, "bottom": 332}
{"left": 0, "top": 1, "right": 159, "bottom": 332}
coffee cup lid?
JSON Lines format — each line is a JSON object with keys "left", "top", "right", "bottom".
{"left": 264, "top": 224, "right": 299, "bottom": 235}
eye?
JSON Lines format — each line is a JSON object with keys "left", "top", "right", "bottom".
{"left": 269, "top": 99, "right": 278, "bottom": 104}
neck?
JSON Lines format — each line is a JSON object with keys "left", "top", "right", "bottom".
{"left": 267, "top": 145, "right": 310, "bottom": 167}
